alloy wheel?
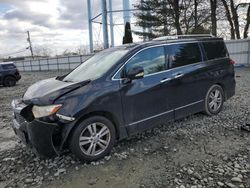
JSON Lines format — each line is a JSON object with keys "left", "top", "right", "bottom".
{"left": 78, "top": 122, "right": 111, "bottom": 156}
{"left": 208, "top": 89, "right": 222, "bottom": 112}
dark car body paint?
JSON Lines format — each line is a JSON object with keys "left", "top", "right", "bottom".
{"left": 12, "top": 38, "right": 236, "bottom": 157}
{"left": 0, "top": 63, "right": 21, "bottom": 85}
{"left": 23, "top": 77, "right": 91, "bottom": 105}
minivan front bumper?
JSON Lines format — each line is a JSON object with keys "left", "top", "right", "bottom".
{"left": 11, "top": 99, "right": 74, "bottom": 157}
{"left": 12, "top": 117, "right": 59, "bottom": 157}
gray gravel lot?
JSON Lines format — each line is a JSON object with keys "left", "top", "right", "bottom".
{"left": 0, "top": 68, "right": 250, "bottom": 188}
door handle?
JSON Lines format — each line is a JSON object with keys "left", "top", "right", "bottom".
{"left": 174, "top": 73, "right": 184, "bottom": 79}
{"left": 160, "top": 78, "right": 172, "bottom": 83}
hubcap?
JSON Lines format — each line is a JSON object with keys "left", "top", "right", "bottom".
{"left": 79, "top": 123, "right": 111, "bottom": 156}
{"left": 208, "top": 89, "right": 222, "bottom": 112}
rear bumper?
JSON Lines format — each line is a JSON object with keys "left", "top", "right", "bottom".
{"left": 225, "top": 87, "right": 235, "bottom": 100}
{"left": 16, "top": 75, "right": 21, "bottom": 81}
{"left": 225, "top": 79, "right": 236, "bottom": 100}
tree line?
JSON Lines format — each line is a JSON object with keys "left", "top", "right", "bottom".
{"left": 133, "top": 0, "right": 250, "bottom": 40}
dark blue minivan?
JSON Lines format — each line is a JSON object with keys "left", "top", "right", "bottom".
{"left": 12, "top": 36, "right": 235, "bottom": 161}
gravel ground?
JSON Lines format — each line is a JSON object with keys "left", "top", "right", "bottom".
{"left": 0, "top": 68, "right": 250, "bottom": 188}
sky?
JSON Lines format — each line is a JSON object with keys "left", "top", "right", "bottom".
{"left": 0, "top": 0, "right": 248, "bottom": 58}
{"left": 0, "top": 0, "right": 139, "bottom": 57}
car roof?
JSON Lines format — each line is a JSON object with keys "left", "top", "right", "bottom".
{"left": 0, "top": 62, "right": 15, "bottom": 65}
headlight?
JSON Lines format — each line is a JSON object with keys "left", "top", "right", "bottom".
{"left": 32, "top": 104, "right": 62, "bottom": 118}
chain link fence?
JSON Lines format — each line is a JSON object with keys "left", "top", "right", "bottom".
{"left": 12, "top": 39, "right": 250, "bottom": 72}
{"left": 225, "top": 39, "right": 250, "bottom": 67}
{"left": 14, "top": 54, "right": 93, "bottom": 71}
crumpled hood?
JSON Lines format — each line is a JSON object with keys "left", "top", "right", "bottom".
{"left": 23, "top": 77, "right": 90, "bottom": 105}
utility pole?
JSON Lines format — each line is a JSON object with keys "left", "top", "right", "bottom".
{"left": 108, "top": 0, "right": 114, "bottom": 47}
{"left": 87, "top": 0, "right": 94, "bottom": 53}
{"left": 27, "top": 31, "right": 34, "bottom": 59}
{"left": 101, "top": 0, "right": 109, "bottom": 49}
{"left": 123, "top": 0, "right": 131, "bottom": 24}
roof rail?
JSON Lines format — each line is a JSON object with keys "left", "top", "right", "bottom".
{"left": 153, "top": 34, "right": 214, "bottom": 41}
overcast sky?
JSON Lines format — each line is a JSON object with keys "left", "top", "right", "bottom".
{"left": 0, "top": 0, "right": 248, "bottom": 57}
{"left": 0, "top": 0, "right": 139, "bottom": 57}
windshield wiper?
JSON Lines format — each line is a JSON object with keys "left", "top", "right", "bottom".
{"left": 63, "top": 79, "right": 91, "bottom": 86}
{"left": 56, "top": 74, "right": 69, "bottom": 81}
{"left": 63, "top": 80, "right": 73, "bottom": 83}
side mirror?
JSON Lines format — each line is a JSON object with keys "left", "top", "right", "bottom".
{"left": 126, "top": 66, "right": 144, "bottom": 80}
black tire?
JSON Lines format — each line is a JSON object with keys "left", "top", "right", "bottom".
{"left": 69, "top": 116, "right": 116, "bottom": 162}
{"left": 204, "top": 84, "right": 224, "bottom": 116}
{"left": 3, "top": 76, "right": 16, "bottom": 87}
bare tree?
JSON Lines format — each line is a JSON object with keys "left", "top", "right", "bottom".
{"left": 194, "top": 0, "right": 198, "bottom": 28}
{"left": 62, "top": 49, "right": 79, "bottom": 56}
{"left": 219, "top": 1, "right": 250, "bottom": 39}
{"left": 134, "top": 0, "right": 249, "bottom": 39}
{"left": 210, "top": 0, "right": 217, "bottom": 36}
{"left": 33, "top": 46, "right": 52, "bottom": 57}
{"left": 221, "top": 0, "right": 235, "bottom": 39}
{"left": 230, "top": 0, "right": 240, "bottom": 39}
{"left": 76, "top": 45, "right": 90, "bottom": 55}
{"left": 244, "top": 4, "right": 250, "bottom": 38}
{"left": 167, "top": 0, "right": 183, "bottom": 34}
{"left": 181, "top": 0, "right": 210, "bottom": 34}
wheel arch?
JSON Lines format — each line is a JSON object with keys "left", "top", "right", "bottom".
{"left": 65, "top": 111, "right": 124, "bottom": 147}
{"left": 214, "top": 82, "right": 226, "bottom": 100}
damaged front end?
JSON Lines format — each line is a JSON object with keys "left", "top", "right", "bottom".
{"left": 11, "top": 99, "right": 75, "bottom": 158}
{"left": 11, "top": 77, "right": 91, "bottom": 158}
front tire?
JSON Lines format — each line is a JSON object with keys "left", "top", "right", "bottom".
{"left": 3, "top": 76, "right": 16, "bottom": 87}
{"left": 204, "top": 84, "right": 224, "bottom": 116}
{"left": 69, "top": 116, "right": 116, "bottom": 162}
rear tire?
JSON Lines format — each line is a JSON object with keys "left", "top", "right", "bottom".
{"left": 69, "top": 116, "right": 116, "bottom": 162}
{"left": 3, "top": 76, "right": 16, "bottom": 87}
{"left": 204, "top": 84, "right": 224, "bottom": 116}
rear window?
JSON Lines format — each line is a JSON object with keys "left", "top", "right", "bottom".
{"left": 202, "top": 41, "right": 228, "bottom": 60}
{"left": 2, "top": 64, "right": 16, "bottom": 70}
{"left": 169, "top": 43, "right": 202, "bottom": 68}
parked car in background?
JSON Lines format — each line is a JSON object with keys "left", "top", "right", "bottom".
{"left": 11, "top": 35, "right": 235, "bottom": 161}
{"left": 0, "top": 62, "right": 21, "bottom": 87}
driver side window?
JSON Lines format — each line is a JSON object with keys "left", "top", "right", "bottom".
{"left": 124, "top": 46, "right": 166, "bottom": 77}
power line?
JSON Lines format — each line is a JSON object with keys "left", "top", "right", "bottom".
{"left": 0, "top": 47, "right": 29, "bottom": 57}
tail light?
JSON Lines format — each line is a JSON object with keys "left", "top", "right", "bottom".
{"left": 229, "top": 58, "right": 235, "bottom": 65}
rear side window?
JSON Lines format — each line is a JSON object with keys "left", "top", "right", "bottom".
{"left": 125, "top": 46, "right": 166, "bottom": 76}
{"left": 169, "top": 43, "right": 202, "bottom": 68}
{"left": 202, "top": 41, "right": 228, "bottom": 60}
{"left": 2, "top": 64, "right": 16, "bottom": 69}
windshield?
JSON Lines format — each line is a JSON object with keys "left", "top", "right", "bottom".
{"left": 63, "top": 49, "right": 128, "bottom": 82}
